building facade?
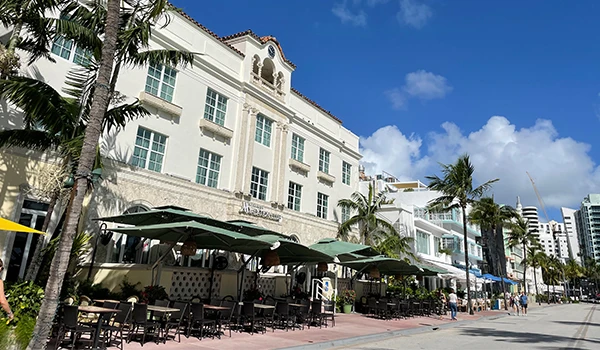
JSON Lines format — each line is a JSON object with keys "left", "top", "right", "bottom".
{"left": 0, "top": 9, "right": 361, "bottom": 287}
{"left": 575, "top": 194, "right": 600, "bottom": 263}
{"left": 538, "top": 221, "right": 568, "bottom": 260}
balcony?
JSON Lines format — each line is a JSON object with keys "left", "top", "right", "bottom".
{"left": 251, "top": 72, "right": 285, "bottom": 101}
{"left": 317, "top": 171, "right": 335, "bottom": 184}
{"left": 289, "top": 158, "right": 310, "bottom": 173}
{"left": 139, "top": 91, "right": 182, "bottom": 117}
{"left": 199, "top": 118, "right": 233, "bottom": 140}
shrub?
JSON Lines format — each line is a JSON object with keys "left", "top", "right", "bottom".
{"left": 119, "top": 277, "right": 142, "bottom": 300}
{"left": 0, "top": 281, "right": 45, "bottom": 349}
{"left": 141, "top": 285, "right": 169, "bottom": 304}
{"left": 341, "top": 290, "right": 356, "bottom": 305}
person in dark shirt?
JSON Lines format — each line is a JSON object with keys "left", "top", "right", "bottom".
{"left": 520, "top": 291, "right": 528, "bottom": 316}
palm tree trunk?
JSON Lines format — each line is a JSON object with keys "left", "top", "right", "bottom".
{"left": 461, "top": 207, "right": 474, "bottom": 315}
{"left": 522, "top": 243, "right": 527, "bottom": 294}
{"left": 533, "top": 264, "right": 540, "bottom": 305}
{"left": 26, "top": 1, "right": 121, "bottom": 348}
{"left": 547, "top": 283, "right": 550, "bottom": 304}
{"left": 492, "top": 225, "right": 508, "bottom": 310}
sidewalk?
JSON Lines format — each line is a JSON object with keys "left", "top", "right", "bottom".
{"left": 121, "top": 309, "right": 505, "bottom": 350}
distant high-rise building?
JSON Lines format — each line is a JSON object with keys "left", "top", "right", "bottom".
{"left": 521, "top": 206, "right": 540, "bottom": 235}
{"left": 575, "top": 194, "right": 600, "bottom": 263}
{"left": 561, "top": 207, "right": 582, "bottom": 264}
{"left": 538, "top": 221, "right": 568, "bottom": 260}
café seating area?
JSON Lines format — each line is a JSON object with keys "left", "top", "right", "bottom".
{"left": 50, "top": 295, "right": 336, "bottom": 349}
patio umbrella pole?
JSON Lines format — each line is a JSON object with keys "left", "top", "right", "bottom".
{"left": 237, "top": 251, "right": 259, "bottom": 301}
{"left": 208, "top": 251, "right": 216, "bottom": 304}
{"left": 289, "top": 263, "right": 303, "bottom": 295}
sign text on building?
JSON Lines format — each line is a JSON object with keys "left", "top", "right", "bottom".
{"left": 240, "top": 202, "right": 282, "bottom": 222}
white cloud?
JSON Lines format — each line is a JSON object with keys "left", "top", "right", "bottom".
{"left": 385, "top": 70, "right": 452, "bottom": 110}
{"left": 397, "top": 0, "right": 433, "bottom": 29}
{"left": 404, "top": 70, "right": 453, "bottom": 100}
{"left": 332, "top": 2, "right": 367, "bottom": 26}
{"left": 360, "top": 116, "right": 600, "bottom": 210}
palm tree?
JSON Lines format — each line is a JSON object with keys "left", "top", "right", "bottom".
{"left": 507, "top": 216, "right": 540, "bottom": 294}
{"left": 524, "top": 246, "right": 545, "bottom": 305}
{"left": 540, "top": 254, "right": 563, "bottom": 304}
{"left": 374, "top": 234, "right": 417, "bottom": 263}
{"left": 583, "top": 257, "right": 600, "bottom": 297}
{"left": 26, "top": 1, "right": 121, "bottom": 348}
{"left": 0, "top": 0, "right": 63, "bottom": 77}
{"left": 468, "top": 196, "right": 517, "bottom": 310}
{"left": 27, "top": 2, "right": 196, "bottom": 347}
{"left": 426, "top": 154, "right": 498, "bottom": 315}
{"left": 564, "top": 259, "right": 583, "bottom": 300}
{"left": 337, "top": 184, "right": 397, "bottom": 246}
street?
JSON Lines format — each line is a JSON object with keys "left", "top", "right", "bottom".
{"left": 341, "top": 304, "right": 599, "bottom": 350}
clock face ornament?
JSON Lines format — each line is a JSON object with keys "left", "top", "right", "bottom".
{"left": 268, "top": 45, "right": 275, "bottom": 58}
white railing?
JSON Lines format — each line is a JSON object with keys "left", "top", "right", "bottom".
{"left": 312, "top": 279, "right": 336, "bottom": 314}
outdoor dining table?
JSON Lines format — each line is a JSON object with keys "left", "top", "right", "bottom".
{"left": 253, "top": 304, "right": 275, "bottom": 309}
{"left": 146, "top": 305, "right": 180, "bottom": 313}
{"left": 204, "top": 305, "right": 231, "bottom": 311}
{"left": 78, "top": 305, "right": 121, "bottom": 350}
{"left": 93, "top": 299, "right": 120, "bottom": 305}
{"left": 288, "top": 303, "right": 304, "bottom": 308}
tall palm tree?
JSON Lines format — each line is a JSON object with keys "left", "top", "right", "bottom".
{"left": 524, "top": 246, "right": 545, "bottom": 305}
{"left": 26, "top": 1, "right": 116, "bottom": 347}
{"left": 28, "top": 2, "right": 196, "bottom": 347}
{"left": 583, "top": 257, "right": 600, "bottom": 297}
{"left": 468, "top": 196, "right": 517, "bottom": 310}
{"left": 540, "top": 254, "right": 563, "bottom": 304}
{"left": 374, "top": 234, "right": 417, "bottom": 263}
{"left": 507, "top": 216, "right": 540, "bottom": 294}
{"left": 337, "top": 184, "right": 396, "bottom": 246}
{"left": 426, "top": 154, "right": 498, "bottom": 315}
{"left": 564, "top": 259, "right": 583, "bottom": 299}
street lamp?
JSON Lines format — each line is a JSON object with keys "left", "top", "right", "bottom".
{"left": 87, "top": 222, "right": 113, "bottom": 280}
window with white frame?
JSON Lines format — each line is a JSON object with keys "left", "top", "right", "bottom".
{"left": 196, "top": 149, "right": 221, "bottom": 188}
{"left": 145, "top": 62, "right": 177, "bottom": 102}
{"left": 131, "top": 127, "right": 167, "bottom": 172}
{"left": 317, "top": 192, "right": 328, "bottom": 219}
{"left": 341, "top": 206, "right": 351, "bottom": 223}
{"left": 434, "top": 236, "right": 442, "bottom": 257}
{"left": 342, "top": 161, "right": 351, "bottom": 185}
{"left": 250, "top": 167, "right": 269, "bottom": 200}
{"left": 291, "top": 134, "right": 305, "bottom": 162}
{"left": 51, "top": 37, "right": 92, "bottom": 65}
{"left": 416, "top": 230, "right": 430, "bottom": 254}
{"left": 319, "top": 148, "right": 330, "bottom": 174}
{"left": 287, "top": 182, "right": 302, "bottom": 211}
{"left": 255, "top": 114, "right": 272, "bottom": 146}
{"left": 203, "top": 88, "right": 227, "bottom": 126}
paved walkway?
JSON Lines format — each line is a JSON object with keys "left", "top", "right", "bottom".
{"left": 120, "top": 308, "right": 507, "bottom": 350}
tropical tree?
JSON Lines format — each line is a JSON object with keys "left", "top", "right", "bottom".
{"left": 25, "top": 1, "right": 119, "bottom": 348}
{"left": 540, "top": 254, "right": 563, "bottom": 304}
{"left": 0, "top": 0, "right": 64, "bottom": 77}
{"left": 426, "top": 154, "right": 498, "bottom": 315}
{"left": 27, "top": 1, "right": 196, "bottom": 347}
{"left": 374, "top": 234, "right": 417, "bottom": 263}
{"left": 337, "top": 184, "right": 397, "bottom": 246}
{"left": 583, "top": 257, "right": 600, "bottom": 297}
{"left": 524, "top": 246, "right": 545, "bottom": 305}
{"left": 507, "top": 216, "right": 540, "bottom": 294}
{"left": 564, "top": 259, "right": 583, "bottom": 300}
{"left": 468, "top": 196, "right": 517, "bottom": 310}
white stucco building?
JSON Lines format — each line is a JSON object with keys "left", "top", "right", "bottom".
{"left": 0, "top": 8, "right": 361, "bottom": 296}
{"left": 561, "top": 207, "right": 581, "bottom": 264}
{"left": 538, "top": 221, "right": 568, "bottom": 260}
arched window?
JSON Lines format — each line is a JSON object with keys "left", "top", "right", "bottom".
{"left": 261, "top": 58, "right": 275, "bottom": 85}
{"left": 288, "top": 234, "right": 300, "bottom": 243}
{"left": 252, "top": 55, "right": 260, "bottom": 75}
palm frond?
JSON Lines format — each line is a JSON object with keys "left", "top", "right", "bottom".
{"left": 125, "top": 49, "right": 196, "bottom": 69}
{"left": 104, "top": 101, "right": 149, "bottom": 132}
{"left": 53, "top": 17, "right": 103, "bottom": 60}
{"left": 0, "top": 129, "right": 60, "bottom": 151}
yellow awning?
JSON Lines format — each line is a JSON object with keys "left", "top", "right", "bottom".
{"left": 0, "top": 218, "right": 45, "bottom": 234}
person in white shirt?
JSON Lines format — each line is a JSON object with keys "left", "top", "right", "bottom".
{"left": 448, "top": 289, "right": 458, "bottom": 320}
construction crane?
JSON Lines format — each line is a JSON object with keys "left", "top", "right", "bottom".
{"left": 526, "top": 171, "right": 555, "bottom": 238}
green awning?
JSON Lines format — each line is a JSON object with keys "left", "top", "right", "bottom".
{"left": 309, "top": 238, "right": 379, "bottom": 262}
{"left": 108, "top": 221, "right": 274, "bottom": 254}
{"left": 254, "top": 234, "right": 334, "bottom": 265}
{"left": 414, "top": 263, "right": 449, "bottom": 276}
{"left": 340, "top": 255, "right": 422, "bottom": 276}
{"left": 96, "top": 207, "right": 288, "bottom": 238}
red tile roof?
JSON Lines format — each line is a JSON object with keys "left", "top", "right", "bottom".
{"left": 291, "top": 88, "right": 342, "bottom": 124}
{"left": 221, "top": 30, "right": 297, "bottom": 69}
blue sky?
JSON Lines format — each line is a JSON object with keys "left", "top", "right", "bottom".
{"left": 172, "top": 0, "right": 600, "bottom": 220}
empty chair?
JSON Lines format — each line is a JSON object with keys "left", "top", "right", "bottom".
{"left": 163, "top": 301, "right": 188, "bottom": 343}
{"left": 54, "top": 305, "right": 96, "bottom": 350}
{"left": 367, "top": 298, "right": 378, "bottom": 317}
{"left": 129, "top": 303, "right": 158, "bottom": 345}
{"left": 188, "top": 303, "right": 216, "bottom": 339}
{"left": 151, "top": 299, "right": 170, "bottom": 322}
{"left": 100, "top": 303, "right": 131, "bottom": 350}
{"left": 219, "top": 300, "right": 237, "bottom": 337}
{"left": 310, "top": 300, "right": 326, "bottom": 328}
{"left": 241, "top": 302, "right": 265, "bottom": 335}
{"left": 322, "top": 299, "right": 336, "bottom": 327}
{"left": 274, "top": 302, "right": 294, "bottom": 331}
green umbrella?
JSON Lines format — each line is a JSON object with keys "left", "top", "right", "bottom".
{"left": 108, "top": 221, "right": 275, "bottom": 254}
{"left": 96, "top": 207, "right": 288, "bottom": 238}
{"left": 341, "top": 255, "right": 422, "bottom": 276}
{"left": 254, "top": 234, "right": 334, "bottom": 265}
{"left": 309, "top": 238, "right": 379, "bottom": 262}
{"left": 413, "top": 262, "right": 448, "bottom": 276}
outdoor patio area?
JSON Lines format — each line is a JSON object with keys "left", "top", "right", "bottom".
{"left": 117, "top": 309, "right": 501, "bottom": 350}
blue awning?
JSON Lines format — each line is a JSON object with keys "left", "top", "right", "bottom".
{"left": 456, "top": 265, "right": 482, "bottom": 278}
{"left": 481, "top": 273, "right": 518, "bottom": 285}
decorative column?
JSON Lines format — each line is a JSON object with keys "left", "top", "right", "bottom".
{"left": 271, "top": 121, "right": 288, "bottom": 205}
{"left": 236, "top": 104, "right": 259, "bottom": 195}
{"left": 277, "top": 122, "right": 290, "bottom": 206}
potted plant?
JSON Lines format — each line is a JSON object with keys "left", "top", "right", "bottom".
{"left": 341, "top": 289, "right": 356, "bottom": 314}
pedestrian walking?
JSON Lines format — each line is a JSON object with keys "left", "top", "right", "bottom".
{"left": 439, "top": 290, "right": 447, "bottom": 320}
{"left": 520, "top": 291, "right": 528, "bottom": 316}
{"left": 0, "top": 259, "right": 14, "bottom": 320}
{"left": 510, "top": 292, "right": 516, "bottom": 313}
{"left": 448, "top": 288, "right": 458, "bottom": 321}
